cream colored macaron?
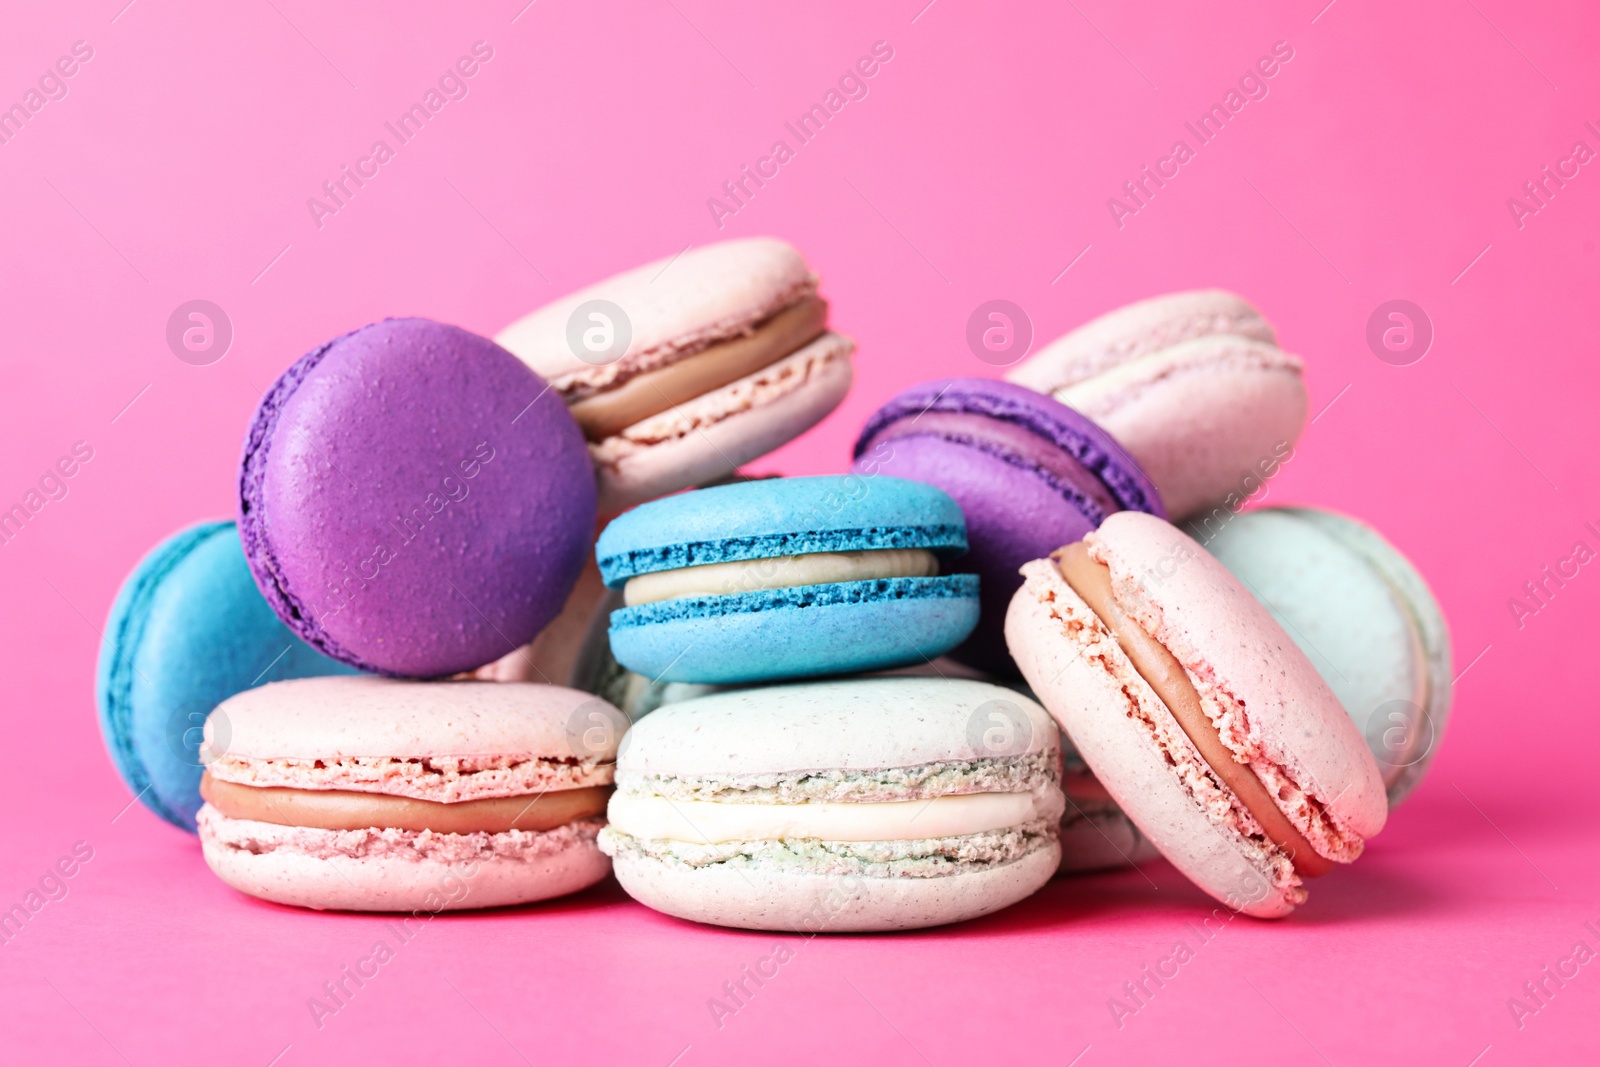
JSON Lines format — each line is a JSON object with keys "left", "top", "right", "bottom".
{"left": 600, "top": 677, "right": 1063, "bottom": 932}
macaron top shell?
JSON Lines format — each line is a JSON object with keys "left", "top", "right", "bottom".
{"left": 495, "top": 237, "right": 815, "bottom": 392}
{"left": 853, "top": 378, "right": 1164, "bottom": 521}
{"left": 1006, "top": 289, "right": 1275, "bottom": 393}
{"left": 204, "top": 676, "right": 614, "bottom": 764}
{"left": 596, "top": 475, "right": 967, "bottom": 587}
{"left": 238, "top": 317, "right": 596, "bottom": 678}
{"left": 1090, "top": 512, "right": 1387, "bottom": 839}
{"left": 618, "top": 677, "right": 1057, "bottom": 781}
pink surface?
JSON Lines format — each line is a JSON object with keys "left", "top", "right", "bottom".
{"left": 2, "top": 1, "right": 1596, "bottom": 1063}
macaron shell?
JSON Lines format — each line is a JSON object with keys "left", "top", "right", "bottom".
{"left": 852, "top": 378, "right": 1162, "bottom": 675}
{"left": 1092, "top": 512, "right": 1387, "bottom": 839}
{"left": 1204, "top": 507, "right": 1452, "bottom": 805}
{"left": 597, "top": 474, "right": 968, "bottom": 585}
{"left": 237, "top": 318, "right": 596, "bottom": 677}
{"left": 208, "top": 676, "right": 615, "bottom": 763}
{"left": 858, "top": 433, "right": 1103, "bottom": 673}
{"left": 620, "top": 677, "right": 1057, "bottom": 780}
{"left": 1067, "top": 337, "right": 1306, "bottom": 521}
{"left": 605, "top": 576, "right": 980, "bottom": 684}
{"left": 199, "top": 813, "right": 609, "bottom": 912}
{"left": 1005, "top": 559, "right": 1295, "bottom": 916}
{"left": 95, "top": 522, "right": 356, "bottom": 831}
{"left": 609, "top": 842, "right": 1059, "bottom": 932}
{"left": 594, "top": 334, "right": 852, "bottom": 514}
{"left": 495, "top": 237, "right": 815, "bottom": 386}
{"left": 1006, "top": 289, "right": 1275, "bottom": 393}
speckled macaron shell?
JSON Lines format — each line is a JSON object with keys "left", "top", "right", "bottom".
{"left": 203, "top": 675, "right": 615, "bottom": 765}
{"left": 1006, "top": 289, "right": 1276, "bottom": 393}
{"left": 1005, "top": 290, "right": 1305, "bottom": 521}
{"left": 619, "top": 677, "right": 1057, "bottom": 776}
{"left": 606, "top": 678, "right": 1062, "bottom": 931}
{"left": 95, "top": 522, "right": 357, "bottom": 832}
{"left": 1195, "top": 507, "right": 1452, "bottom": 805}
{"left": 597, "top": 476, "right": 980, "bottom": 684}
{"left": 238, "top": 317, "right": 596, "bottom": 678}
{"left": 495, "top": 238, "right": 854, "bottom": 514}
{"left": 852, "top": 378, "right": 1163, "bottom": 676}
{"left": 1005, "top": 512, "right": 1388, "bottom": 917}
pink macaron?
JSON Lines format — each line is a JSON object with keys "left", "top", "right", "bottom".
{"left": 495, "top": 238, "right": 854, "bottom": 514}
{"left": 1005, "top": 512, "right": 1386, "bottom": 917}
{"left": 1005, "top": 290, "right": 1306, "bottom": 521}
{"left": 197, "top": 676, "right": 623, "bottom": 912}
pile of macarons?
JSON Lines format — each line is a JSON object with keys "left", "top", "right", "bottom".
{"left": 97, "top": 237, "right": 1452, "bottom": 930}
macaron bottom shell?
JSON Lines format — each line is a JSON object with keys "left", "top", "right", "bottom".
{"left": 606, "top": 843, "right": 1060, "bottom": 932}
{"left": 606, "top": 575, "right": 980, "bottom": 685}
{"left": 197, "top": 808, "right": 609, "bottom": 912}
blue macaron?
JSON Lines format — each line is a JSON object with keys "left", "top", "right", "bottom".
{"left": 1192, "top": 506, "right": 1452, "bottom": 805}
{"left": 96, "top": 521, "right": 357, "bottom": 831}
{"left": 596, "top": 476, "right": 980, "bottom": 684}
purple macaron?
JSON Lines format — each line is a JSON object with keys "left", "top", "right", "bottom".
{"left": 238, "top": 317, "right": 597, "bottom": 678}
{"left": 852, "top": 378, "right": 1163, "bottom": 675}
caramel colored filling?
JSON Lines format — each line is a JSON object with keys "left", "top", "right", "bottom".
{"left": 568, "top": 296, "right": 828, "bottom": 441}
{"left": 1056, "top": 543, "right": 1332, "bottom": 878}
{"left": 200, "top": 773, "right": 612, "bottom": 834}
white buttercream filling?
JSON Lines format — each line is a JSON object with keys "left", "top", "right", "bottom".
{"left": 622, "top": 548, "right": 938, "bottom": 606}
{"left": 607, "top": 791, "right": 1040, "bottom": 843}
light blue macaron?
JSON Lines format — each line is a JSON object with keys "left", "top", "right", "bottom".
{"left": 596, "top": 476, "right": 980, "bottom": 684}
{"left": 1192, "top": 507, "right": 1452, "bottom": 805}
{"left": 95, "top": 521, "right": 358, "bottom": 831}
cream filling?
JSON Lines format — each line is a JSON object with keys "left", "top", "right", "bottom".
{"left": 608, "top": 791, "right": 1040, "bottom": 844}
{"left": 1052, "top": 335, "right": 1299, "bottom": 413}
{"left": 622, "top": 548, "right": 938, "bottom": 606}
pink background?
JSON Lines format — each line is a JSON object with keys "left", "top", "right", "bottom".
{"left": 3, "top": 0, "right": 1597, "bottom": 1063}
